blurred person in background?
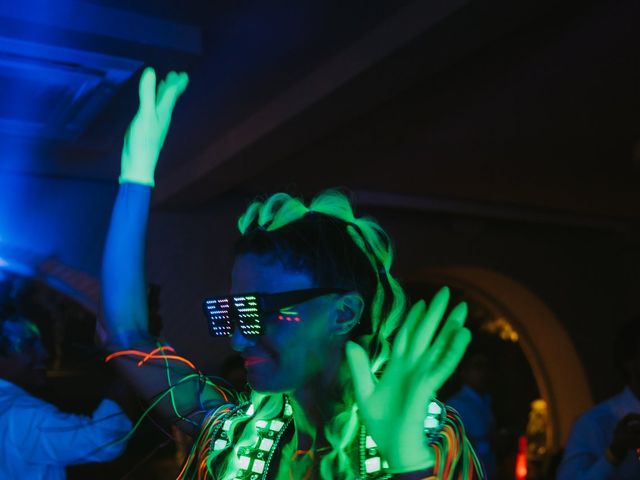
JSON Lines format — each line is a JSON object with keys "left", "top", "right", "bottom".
{"left": 447, "top": 347, "right": 497, "bottom": 478}
{"left": 0, "top": 314, "right": 132, "bottom": 479}
{"left": 557, "top": 318, "right": 640, "bottom": 480}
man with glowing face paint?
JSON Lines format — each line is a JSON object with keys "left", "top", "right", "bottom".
{"left": 101, "top": 67, "right": 483, "bottom": 479}
{"left": 0, "top": 315, "right": 132, "bottom": 479}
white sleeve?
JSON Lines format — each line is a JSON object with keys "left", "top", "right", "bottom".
{"left": 557, "top": 414, "right": 617, "bottom": 480}
{"left": 9, "top": 397, "right": 132, "bottom": 466}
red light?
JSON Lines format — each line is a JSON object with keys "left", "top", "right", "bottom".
{"left": 515, "top": 435, "right": 527, "bottom": 480}
{"left": 278, "top": 315, "right": 284, "bottom": 321}
{"left": 294, "top": 317, "right": 300, "bottom": 322}
{"left": 286, "top": 317, "right": 291, "bottom": 321}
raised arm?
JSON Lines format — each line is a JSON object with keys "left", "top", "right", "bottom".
{"left": 100, "top": 68, "right": 227, "bottom": 435}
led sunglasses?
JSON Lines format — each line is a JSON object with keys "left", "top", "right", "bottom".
{"left": 202, "top": 288, "right": 348, "bottom": 337}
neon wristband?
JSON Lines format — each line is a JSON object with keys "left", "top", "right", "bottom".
{"left": 118, "top": 175, "right": 155, "bottom": 187}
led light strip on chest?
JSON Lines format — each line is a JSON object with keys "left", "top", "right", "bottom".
{"left": 209, "top": 400, "right": 293, "bottom": 480}
{"left": 204, "top": 398, "right": 448, "bottom": 479}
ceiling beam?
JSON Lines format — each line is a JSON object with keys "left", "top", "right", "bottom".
{"left": 0, "top": 0, "right": 202, "bottom": 54}
{"left": 152, "top": 0, "right": 473, "bottom": 206}
{"left": 353, "top": 190, "right": 632, "bottom": 232}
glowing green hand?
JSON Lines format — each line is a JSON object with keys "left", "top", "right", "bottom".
{"left": 346, "top": 286, "right": 471, "bottom": 473}
{"left": 120, "top": 67, "right": 189, "bottom": 186}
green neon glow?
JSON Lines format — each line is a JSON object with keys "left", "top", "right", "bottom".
{"left": 179, "top": 191, "right": 474, "bottom": 478}
{"left": 120, "top": 67, "right": 188, "bottom": 186}
{"left": 100, "top": 372, "right": 208, "bottom": 452}
{"left": 346, "top": 289, "right": 472, "bottom": 472}
{"left": 156, "top": 341, "right": 194, "bottom": 425}
{"left": 118, "top": 70, "right": 478, "bottom": 478}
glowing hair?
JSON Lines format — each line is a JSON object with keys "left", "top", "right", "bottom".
{"left": 197, "top": 189, "right": 408, "bottom": 479}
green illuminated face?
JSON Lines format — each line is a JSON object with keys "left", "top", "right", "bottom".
{"left": 229, "top": 253, "right": 343, "bottom": 393}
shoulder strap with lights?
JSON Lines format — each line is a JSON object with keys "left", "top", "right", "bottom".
{"left": 200, "top": 399, "right": 293, "bottom": 480}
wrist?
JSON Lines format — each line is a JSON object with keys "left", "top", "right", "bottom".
{"left": 118, "top": 174, "right": 155, "bottom": 187}
{"left": 384, "top": 446, "right": 435, "bottom": 474}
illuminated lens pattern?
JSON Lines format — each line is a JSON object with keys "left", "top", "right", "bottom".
{"left": 234, "top": 295, "right": 261, "bottom": 336}
{"left": 204, "top": 297, "right": 232, "bottom": 336}
{"left": 203, "top": 295, "right": 262, "bottom": 337}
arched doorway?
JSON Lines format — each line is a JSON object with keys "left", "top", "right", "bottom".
{"left": 407, "top": 265, "right": 592, "bottom": 451}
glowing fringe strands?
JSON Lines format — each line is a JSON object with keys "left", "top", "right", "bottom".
{"left": 172, "top": 397, "right": 482, "bottom": 479}
{"left": 104, "top": 347, "right": 238, "bottom": 447}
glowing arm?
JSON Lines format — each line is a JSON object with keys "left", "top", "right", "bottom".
{"left": 102, "top": 67, "right": 188, "bottom": 343}
{"left": 100, "top": 68, "right": 227, "bottom": 434}
{"left": 101, "top": 182, "right": 151, "bottom": 344}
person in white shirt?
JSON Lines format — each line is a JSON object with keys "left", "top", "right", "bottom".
{"left": 0, "top": 314, "right": 132, "bottom": 480}
{"left": 557, "top": 318, "right": 640, "bottom": 480}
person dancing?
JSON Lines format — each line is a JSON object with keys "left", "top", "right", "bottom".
{"left": 100, "top": 67, "right": 484, "bottom": 479}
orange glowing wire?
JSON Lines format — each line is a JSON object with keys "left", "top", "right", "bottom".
{"left": 290, "top": 449, "right": 315, "bottom": 480}
{"left": 210, "top": 384, "right": 230, "bottom": 402}
{"left": 442, "top": 427, "right": 456, "bottom": 479}
{"left": 138, "top": 345, "right": 176, "bottom": 365}
{"left": 177, "top": 454, "right": 191, "bottom": 478}
{"left": 105, "top": 349, "right": 197, "bottom": 370}
{"left": 106, "top": 350, "right": 236, "bottom": 404}
{"left": 212, "top": 408, "right": 232, "bottom": 425}
{"left": 433, "top": 444, "right": 442, "bottom": 474}
{"left": 198, "top": 456, "right": 209, "bottom": 479}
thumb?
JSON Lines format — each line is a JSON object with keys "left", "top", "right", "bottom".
{"left": 346, "top": 341, "right": 375, "bottom": 403}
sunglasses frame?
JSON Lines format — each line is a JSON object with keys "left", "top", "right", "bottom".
{"left": 202, "top": 288, "right": 348, "bottom": 337}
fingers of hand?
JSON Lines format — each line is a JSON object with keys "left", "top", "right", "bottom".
{"left": 346, "top": 341, "right": 376, "bottom": 402}
{"left": 426, "top": 301, "right": 468, "bottom": 362}
{"left": 393, "top": 300, "right": 426, "bottom": 356}
{"left": 139, "top": 67, "right": 157, "bottom": 111}
{"left": 418, "top": 327, "right": 471, "bottom": 393}
{"left": 157, "top": 71, "right": 189, "bottom": 120}
{"left": 408, "top": 287, "right": 451, "bottom": 361}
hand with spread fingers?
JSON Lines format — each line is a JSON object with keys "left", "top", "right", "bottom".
{"left": 120, "top": 67, "right": 189, "bottom": 186}
{"left": 346, "top": 286, "right": 472, "bottom": 473}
